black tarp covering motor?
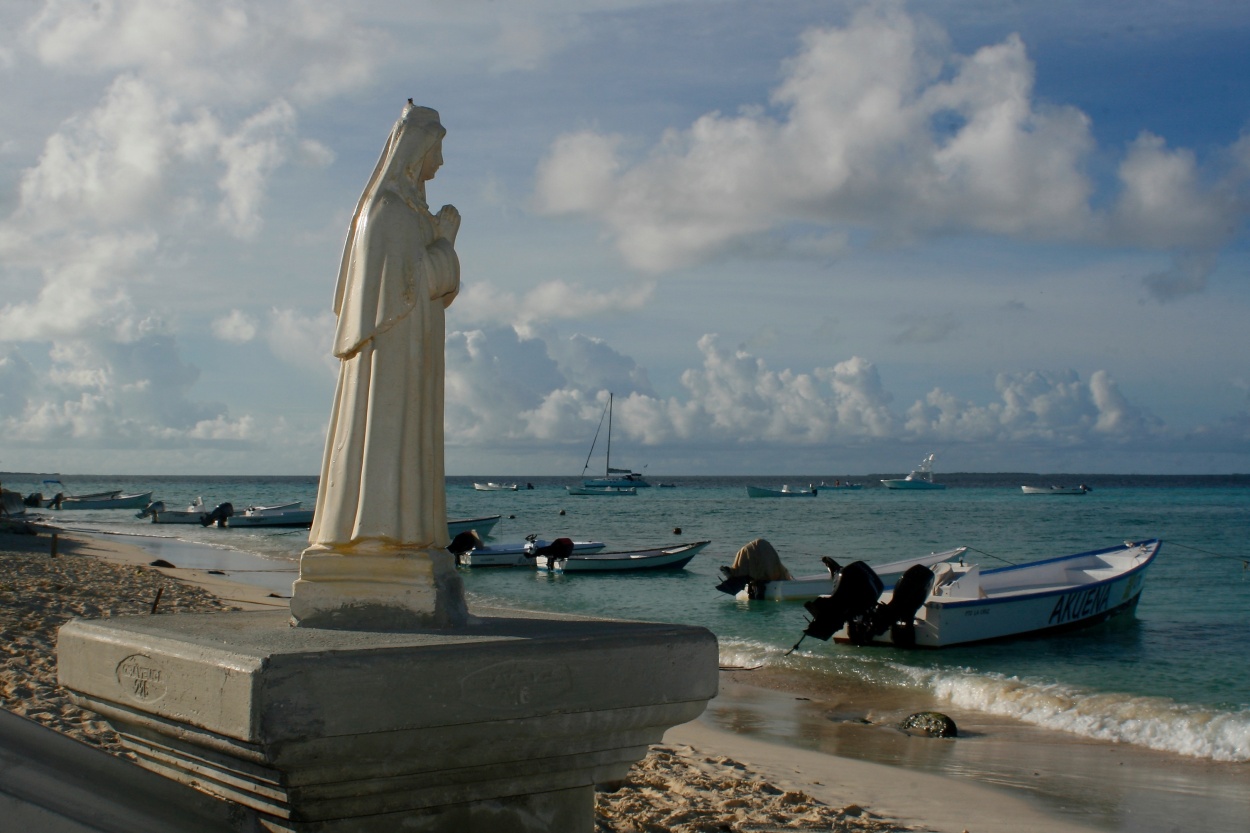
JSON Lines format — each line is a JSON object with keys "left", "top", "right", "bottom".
{"left": 716, "top": 538, "right": 794, "bottom": 597}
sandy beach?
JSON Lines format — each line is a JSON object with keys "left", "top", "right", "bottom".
{"left": 1, "top": 522, "right": 1243, "bottom": 832}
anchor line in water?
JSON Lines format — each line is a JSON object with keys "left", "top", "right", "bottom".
{"left": 962, "top": 546, "right": 1019, "bottom": 566}
{"left": 1164, "top": 539, "right": 1249, "bottom": 569}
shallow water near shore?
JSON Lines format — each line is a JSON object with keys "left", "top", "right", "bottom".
{"left": 12, "top": 472, "right": 1250, "bottom": 825}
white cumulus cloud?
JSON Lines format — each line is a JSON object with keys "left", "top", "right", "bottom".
{"left": 533, "top": 4, "right": 1247, "bottom": 278}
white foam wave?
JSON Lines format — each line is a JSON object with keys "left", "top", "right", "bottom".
{"left": 915, "top": 667, "right": 1250, "bottom": 761}
{"left": 717, "top": 638, "right": 780, "bottom": 669}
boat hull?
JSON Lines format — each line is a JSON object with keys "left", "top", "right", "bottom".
{"left": 566, "top": 486, "right": 636, "bottom": 496}
{"left": 149, "top": 511, "right": 209, "bottom": 524}
{"left": 473, "top": 483, "right": 518, "bottom": 491}
{"left": 880, "top": 479, "right": 945, "bottom": 490}
{"left": 745, "top": 485, "right": 816, "bottom": 498}
{"left": 447, "top": 515, "right": 502, "bottom": 538}
{"left": 227, "top": 510, "right": 315, "bottom": 528}
{"left": 458, "top": 540, "right": 607, "bottom": 567}
{"left": 582, "top": 477, "right": 650, "bottom": 488}
{"left": 833, "top": 540, "right": 1159, "bottom": 648}
{"left": 537, "top": 541, "right": 710, "bottom": 573}
{"left": 1021, "top": 486, "right": 1089, "bottom": 495}
{"left": 54, "top": 491, "right": 154, "bottom": 510}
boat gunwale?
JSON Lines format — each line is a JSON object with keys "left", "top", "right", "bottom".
{"left": 916, "top": 539, "right": 1160, "bottom": 611}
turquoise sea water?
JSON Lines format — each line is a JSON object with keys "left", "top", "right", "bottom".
{"left": 10, "top": 472, "right": 1250, "bottom": 763}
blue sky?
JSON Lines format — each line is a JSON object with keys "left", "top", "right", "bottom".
{"left": 1, "top": 0, "right": 1248, "bottom": 476}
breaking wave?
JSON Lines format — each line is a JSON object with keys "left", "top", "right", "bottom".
{"left": 915, "top": 666, "right": 1250, "bottom": 762}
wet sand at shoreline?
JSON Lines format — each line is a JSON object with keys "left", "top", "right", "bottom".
{"left": 702, "top": 668, "right": 1250, "bottom": 833}
{"left": 3, "top": 523, "right": 1246, "bottom": 831}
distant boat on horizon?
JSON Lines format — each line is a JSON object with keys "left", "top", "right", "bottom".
{"left": 576, "top": 393, "right": 651, "bottom": 489}
{"left": 881, "top": 453, "right": 946, "bottom": 490}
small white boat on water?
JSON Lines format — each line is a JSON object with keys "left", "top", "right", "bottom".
{"left": 137, "top": 498, "right": 210, "bottom": 524}
{"left": 798, "top": 539, "right": 1160, "bottom": 649}
{"left": 745, "top": 485, "right": 818, "bottom": 498}
{"left": 881, "top": 453, "right": 945, "bottom": 490}
{"left": 225, "top": 502, "right": 315, "bottom": 528}
{"left": 455, "top": 536, "right": 608, "bottom": 567}
{"left": 1022, "top": 484, "right": 1091, "bottom": 495}
{"left": 718, "top": 546, "right": 969, "bottom": 601}
{"left": 42, "top": 480, "right": 155, "bottom": 505}
{"left": 447, "top": 515, "right": 502, "bottom": 539}
{"left": 819, "top": 480, "right": 862, "bottom": 491}
{"left": 535, "top": 541, "right": 710, "bottom": 573}
{"left": 566, "top": 485, "right": 637, "bottom": 496}
{"left": 473, "top": 482, "right": 518, "bottom": 491}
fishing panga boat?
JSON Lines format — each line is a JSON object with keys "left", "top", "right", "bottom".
{"left": 453, "top": 534, "right": 608, "bottom": 567}
{"left": 447, "top": 515, "right": 501, "bottom": 539}
{"left": 226, "top": 503, "right": 315, "bottom": 528}
{"left": 41, "top": 480, "right": 154, "bottom": 510}
{"left": 745, "top": 484, "right": 818, "bottom": 498}
{"left": 473, "top": 482, "right": 518, "bottom": 491}
{"left": 535, "top": 540, "right": 710, "bottom": 573}
{"left": 136, "top": 498, "right": 209, "bottom": 524}
{"left": 797, "top": 539, "right": 1159, "bottom": 649}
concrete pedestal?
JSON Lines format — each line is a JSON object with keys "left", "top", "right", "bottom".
{"left": 57, "top": 608, "right": 717, "bottom": 833}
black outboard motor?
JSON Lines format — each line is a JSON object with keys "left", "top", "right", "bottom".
{"left": 23, "top": 492, "right": 43, "bottom": 508}
{"left": 201, "top": 502, "right": 234, "bottom": 527}
{"left": 868, "top": 564, "right": 936, "bottom": 648}
{"left": 531, "top": 537, "right": 574, "bottom": 561}
{"left": 801, "top": 561, "right": 884, "bottom": 641}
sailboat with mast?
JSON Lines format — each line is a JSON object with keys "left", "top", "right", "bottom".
{"left": 566, "top": 393, "right": 646, "bottom": 495}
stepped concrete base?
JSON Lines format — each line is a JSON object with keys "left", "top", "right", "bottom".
{"left": 57, "top": 607, "right": 717, "bottom": 833}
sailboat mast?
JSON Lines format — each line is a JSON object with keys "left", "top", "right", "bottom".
{"left": 580, "top": 398, "right": 610, "bottom": 478}
{"left": 605, "top": 393, "right": 613, "bottom": 477}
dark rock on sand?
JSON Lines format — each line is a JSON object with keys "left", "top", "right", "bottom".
{"left": 900, "top": 711, "right": 958, "bottom": 737}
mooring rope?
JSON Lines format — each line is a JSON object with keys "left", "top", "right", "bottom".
{"left": 1165, "top": 539, "right": 1249, "bottom": 569}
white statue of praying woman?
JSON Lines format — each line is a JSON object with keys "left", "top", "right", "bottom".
{"left": 292, "top": 101, "right": 468, "bottom": 629}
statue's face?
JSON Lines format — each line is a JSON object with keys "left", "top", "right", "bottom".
{"left": 419, "top": 140, "right": 444, "bottom": 182}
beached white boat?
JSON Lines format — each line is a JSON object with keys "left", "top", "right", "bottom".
{"left": 881, "top": 453, "right": 945, "bottom": 490}
{"left": 535, "top": 541, "right": 710, "bottom": 573}
{"left": 447, "top": 515, "right": 501, "bottom": 539}
{"left": 1022, "top": 484, "right": 1091, "bottom": 495}
{"left": 566, "top": 485, "right": 637, "bottom": 496}
{"left": 718, "top": 547, "right": 969, "bottom": 601}
{"left": 456, "top": 537, "right": 608, "bottom": 567}
{"left": 576, "top": 393, "right": 650, "bottom": 489}
{"left": 798, "top": 539, "right": 1160, "bottom": 649}
{"left": 746, "top": 484, "right": 817, "bottom": 498}
{"left": 473, "top": 482, "right": 518, "bottom": 491}
{"left": 225, "top": 502, "right": 314, "bottom": 528}
{"left": 136, "top": 498, "right": 210, "bottom": 524}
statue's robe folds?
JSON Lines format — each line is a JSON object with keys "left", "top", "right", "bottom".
{"left": 309, "top": 187, "right": 459, "bottom": 553}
